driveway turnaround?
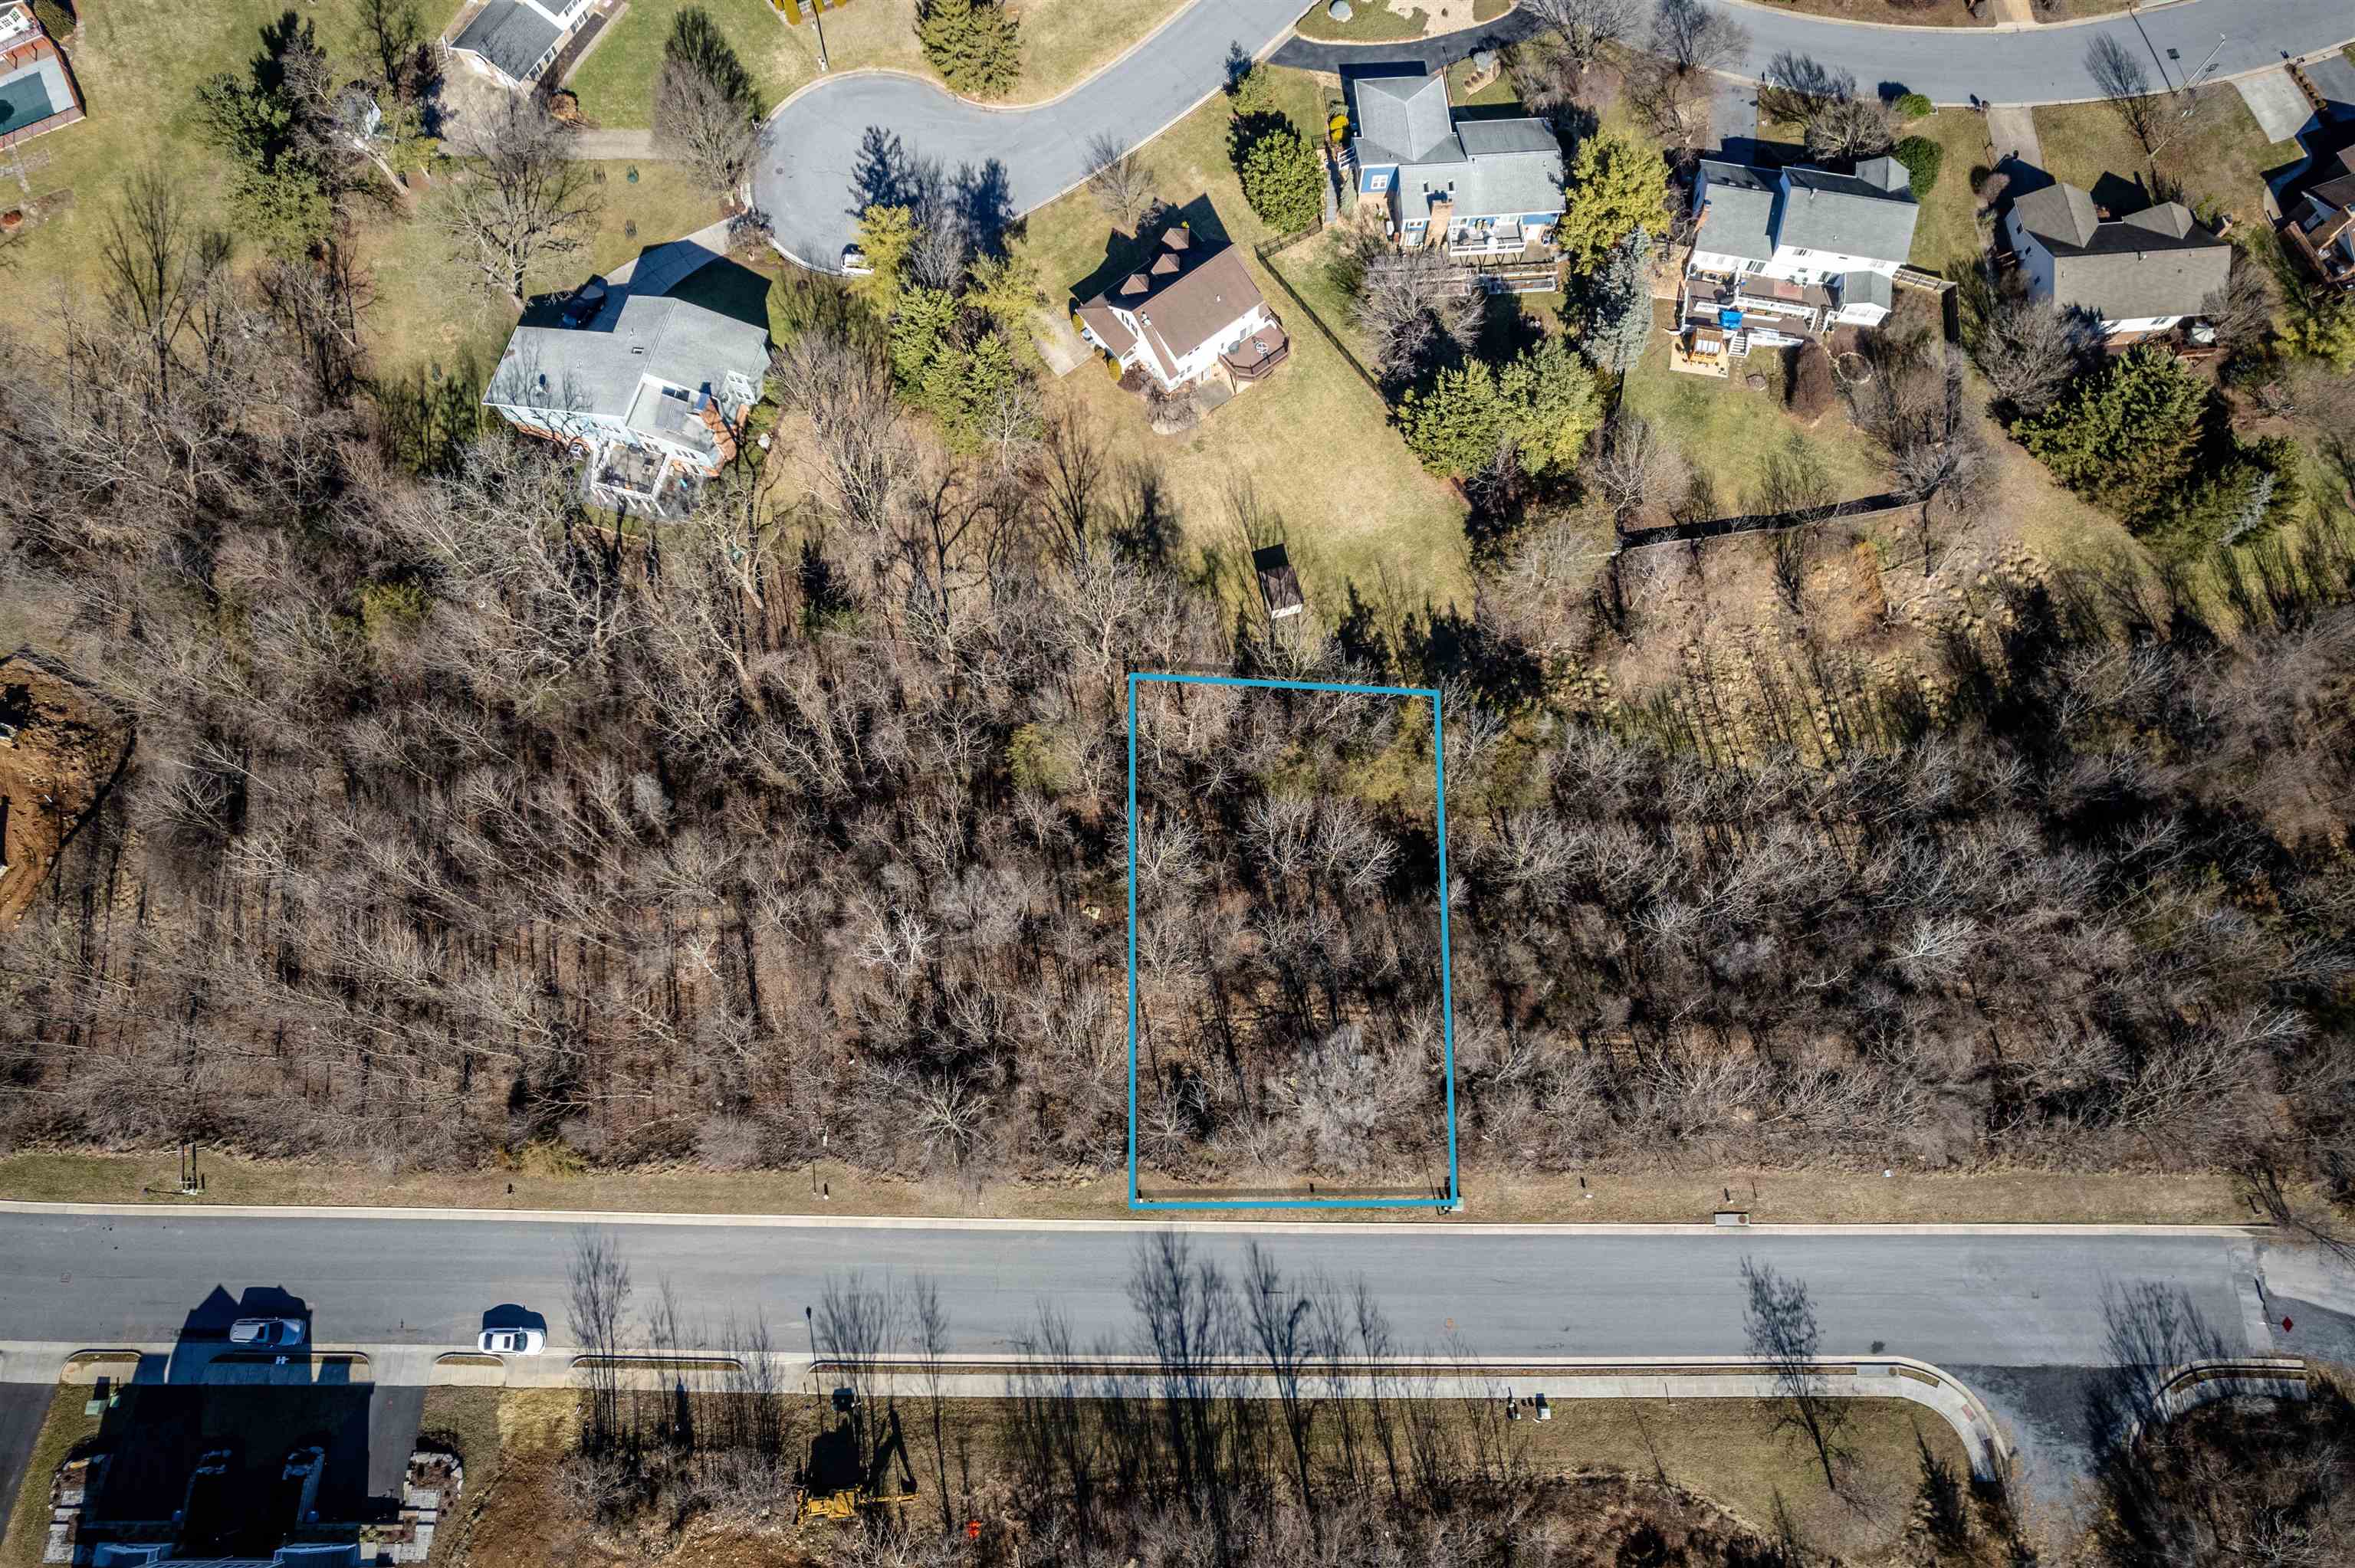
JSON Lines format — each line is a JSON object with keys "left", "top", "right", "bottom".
{"left": 754, "top": 0, "right": 1312, "bottom": 271}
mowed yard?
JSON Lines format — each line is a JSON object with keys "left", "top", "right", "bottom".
{"left": 2031, "top": 84, "right": 2306, "bottom": 230}
{"left": 1010, "top": 66, "right": 1473, "bottom": 612}
{"left": 563, "top": 0, "right": 1196, "bottom": 128}
{"left": 0, "top": 2, "right": 736, "bottom": 421}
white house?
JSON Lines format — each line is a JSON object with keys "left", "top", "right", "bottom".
{"left": 1348, "top": 65, "right": 1565, "bottom": 257}
{"left": 1685, "top": 156, "right": 1920, "bottom": 340}
{"left": 2004, "top": 182, "right": 2232, "bottom": 338}
{"left": 448, "top": 0, "right": 596, "bottom": 88}
{"left": 1075, "top": 225, "right": 1289, "bottom": 390}
{"left": 483, "top": 241, "right": 769, "bottom": 516}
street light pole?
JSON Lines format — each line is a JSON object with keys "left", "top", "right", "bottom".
{"left": 2189, "top": 32, "right": 2226, "bottom": 87}
{"left": 812, "top": 0, "right": 829, "bottom": 72}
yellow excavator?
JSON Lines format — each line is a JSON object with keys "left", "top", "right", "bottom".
{"left": 796, "top": 1394, "right": 918, "bottom": 1525}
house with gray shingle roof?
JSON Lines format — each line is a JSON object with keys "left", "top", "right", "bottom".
{"left": 484, "top": 241, "right": 770, "bottom": 517}
{"left": 2005, "top": 180, "right": 2233, "bottom": 338}
{"left": 1347, "top": 66, "right": 1564, "bottom": 257}
{"left": 1686, "top": 154, "right": 1919, "bottom": 339}
{"left": 448, "top": 0, "right": 597, "bottom": 89}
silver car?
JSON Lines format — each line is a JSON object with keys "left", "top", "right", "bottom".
{"left": 228, "top": 1317, "right": 305, "bottom": 1349}
{"left": 478, "top": 1327, "right": 544, "bottom": 1356}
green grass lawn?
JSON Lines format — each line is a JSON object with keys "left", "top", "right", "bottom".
{"left": 2031, "top": 84, "right": 2305, "bottom": 230}
{"left": 1903, "top": 109, "right": 1994, "bottom": 276}
{"left": 353, "top": 158, "right": 729, "bottom": 457}
{"left": 0, "top": 0, "right": 291, "bottom": 330}
{"left": 563, "top": 0, "right": 813, "bottom": 130}
{"left": 1444, "top": 54, "right": 1522, "bottom": 109}
{"left": 1618, "top": 333, "right": 1891, "bottom": 518}
{"left": 1295, "top": 0, "right": 1432, "bottom": 44}
{"left": 1013, "top": 66, "right": 1472, "bottom": 614}
{"left": 567, "top": 0, "right": 1194, "bottom": 129}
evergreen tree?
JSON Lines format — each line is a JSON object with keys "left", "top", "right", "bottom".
{"left": 1399, "top": 361, "right": 1508, "bottom": 476}
{"left": 1497, "top": 334, "right": 1603, "bottom": 471}
{"left": 2016, "top": 345, "right": 2208, "bottom": 529}
{"left": 1555, "top": 129, "right": 1672, "bottom": 274}
{"left": 1400, "top": 337, "right": 1602, "bottom": 476}
{"left": 1237, "top": 123, "right": 1324, "bottom": 233}
{"left": 1578, "top": 228, "right": 1654, "bottom": 376}
{"left": 916, "top": 0, "right": 1022, "bottom": 99}
{"left": 852, "top": 205, "right": 918, "bottom": 308}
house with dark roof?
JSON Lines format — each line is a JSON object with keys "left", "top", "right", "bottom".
{"left": 1347, "top": 66, "right": 1565, "bottom": 257}
{"left": 1683, "top": 155, "right": 1919, "bottom": 344}
{"left": 2281, "top": 147, "right": 2355, "bottom": 290}
{"left": 447, "top": 0, "right": 597, "bottom": 89}
{"left": 2005, "top": 181, "right": 2233, "bottom": 338}
{"left": 484, "top": 241, "right": 770, "bottom": 517}
{"left": 1074, "top": 223, "right": 1289, "bottom": 392}
{"left": 0, "top": 0, "right": 85, "bottom": 153}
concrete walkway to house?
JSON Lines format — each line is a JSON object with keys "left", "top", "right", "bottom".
{"left": 567, "top": 128, "right": 657, "bottom": 160}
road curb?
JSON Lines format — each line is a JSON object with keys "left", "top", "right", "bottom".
{"left": 0, "top": 1199, "right": 2278, "bottom": 1238}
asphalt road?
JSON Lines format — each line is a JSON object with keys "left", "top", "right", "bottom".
{"left": 754, "top": 0, "right": 2353, "bottom": 273}
{"left": 755, "top": 0, "right": 1312, "bottom": 269}
{"left": 0, "top": 1212, "right": 2302, "bottom": 1366}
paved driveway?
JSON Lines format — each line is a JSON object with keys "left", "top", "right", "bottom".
{"left": 755, "top": 0, "right": 1312, "bottom": 269}
{"left": 0, "top": 1381, "right": 50, "bottom": 1547}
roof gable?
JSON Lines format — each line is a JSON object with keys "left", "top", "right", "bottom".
{"left": 1775, "top": 165, "right": 1920, "bottom": 264}
{"left": 1355, "top": 70, "right": 1456, "bottom": 165}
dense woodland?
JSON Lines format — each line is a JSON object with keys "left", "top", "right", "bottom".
{"left": 5, "top": 113, "right": 2355, "bottom": 1201}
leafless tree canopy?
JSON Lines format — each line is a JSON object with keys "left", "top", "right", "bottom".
{"left": 654, "top": 54, "right": 768, "bottom": 197}
{"left": 1525, "top": 0, "right": 1644, "bottom": 71}
{"left": 1966, "top": 289, "right": 2098, "bottom": 417}
{"left": 2085, "top": 33, "right": 2207, "bottom": 160}
{"left": 1650, "top": 0, "right": 1750, "bottom": 77}
{"left": 5, "top": 194, "right": 2355, "bottom": 1205}
{"left": 438, "top": 92, "right": 601, "bottom": 310}
{"left": 1084, "top": 133, "right": 1158, "bottom": 229}
{"left": 1759, "top": 53, "right": 1890, "bottom": 159}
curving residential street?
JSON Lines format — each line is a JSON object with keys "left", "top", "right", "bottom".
{"left": 755, "top": 0, "right": 2353, "bottom": 273}
{"left": 754, "top": 0, "right": 1313, "bottom": 270}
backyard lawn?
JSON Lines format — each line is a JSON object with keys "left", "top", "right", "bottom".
{"left": 1903, "top": 109, "right": 1995, "bottom": 277}
{"left": 352, "top": 158, "right": 731, "bottom": 389}
{"left": 2031, "top": 84, "right": 2306, "bottom": 230}
{"left": 1011, "top": 66, "right": 1472, "bottom": 614}
{"left": 0, "top": 0, "right": 290, "bottom": 333}
{"left": 1617, "top": 333, "right": 1890, "bottom": 518}
{"left": 565, "top": 0, "right": 1195, "bottom": 128}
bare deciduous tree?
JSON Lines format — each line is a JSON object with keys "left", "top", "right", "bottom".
{"left": 654, "top": 54, "right": 767, "bottom": 197}
{"left": 438, "top": 93, "right": 601, "bottom": 310}
{"left": 1651, "top": 0, "right": 1749, "bottom": 77}
{"left": 1086, "top": 133, "right": 1158, "bottom": 228}
{"left": 1526, "top": 0, "right": 1644, "bottom": 73}
{"left": 1741, "top": 1257, "right": 1851, "bottom": 1491}
{"left": 2086, "top": 33, "right": 2206, "bottom": 162}
{"left": 1968, "top": 290, "right": 2095, "bottom": 415}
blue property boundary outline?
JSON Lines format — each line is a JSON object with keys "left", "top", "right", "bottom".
{"left": 1126, "top": 672, "right": 1460, "bottom": 1212}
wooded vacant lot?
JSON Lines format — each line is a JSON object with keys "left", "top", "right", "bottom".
{"left": 2, "top": 167, "right": 2353, "bottom": 1202}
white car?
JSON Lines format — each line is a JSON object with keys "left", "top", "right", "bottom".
{"left": 478, "top": 1327, "right": 544, "bottom": 1356}
{"left": 228, "top": 1317, "right": 305, "bottom": 1349}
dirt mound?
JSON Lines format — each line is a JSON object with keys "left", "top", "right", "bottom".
{"left": 0, "top": 651, "right": 130, "bottom": 926}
